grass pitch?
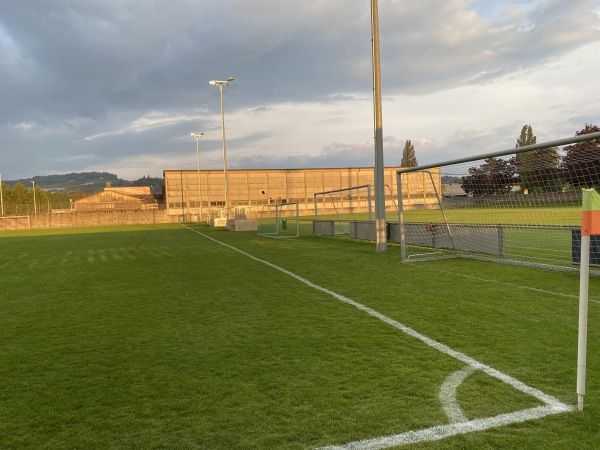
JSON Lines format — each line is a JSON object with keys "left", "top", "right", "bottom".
{"left": 1, "top": 223, "right": 599, "bottom": 449}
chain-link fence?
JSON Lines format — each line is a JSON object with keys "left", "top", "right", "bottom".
{"left": 1, "top": 201, "right": 72, "bottom": 216}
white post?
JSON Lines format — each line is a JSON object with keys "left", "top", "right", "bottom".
{"left": 191, "top": 133, "right": 205, "bottom": 222}
{"left": 197, "top": 139, "right": 203, "bottom": 222}
{"left": 0, "top": 171, "right": 4, "bottom": 216}
{"left": 577, "top": 233, "right": 590, "bottom": 411}
{"left": 31, "top": 180, "right": 37, "bottom": 214}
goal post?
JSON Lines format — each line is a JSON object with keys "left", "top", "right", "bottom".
{"left": 257, "top": 202, "right": 300, "bottom": 239}
{"left": 396, "top": 132, "right": 600, "bottom": 271}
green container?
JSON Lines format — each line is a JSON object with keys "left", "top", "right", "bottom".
{"left": 282, "top": 219, "right": 287, "bottom": 230}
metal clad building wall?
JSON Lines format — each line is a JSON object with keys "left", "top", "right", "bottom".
{"left": 163, "top": 166, "right": 430, "bottom": 219}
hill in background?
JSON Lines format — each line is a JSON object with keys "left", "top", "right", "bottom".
{"left": 4, "top": 172, "right": 164, "bottom": 195}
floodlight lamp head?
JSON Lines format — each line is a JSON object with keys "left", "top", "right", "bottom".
{"left": 210, "top": 78, "right": 234, "bottom": 86}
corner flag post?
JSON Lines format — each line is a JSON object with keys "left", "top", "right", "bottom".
{"left": 578, "top": 188, "right": 600, "bottom": 411}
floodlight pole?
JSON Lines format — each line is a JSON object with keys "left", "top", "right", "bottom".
{"left": 191, "top": 132, "right": 205, "bottom": 221}
{"left": 210, "top": 77, "right": 234, "bottom": 219}
{"left": 371, "top": 0, "right": 387, "bottom": 252}
{"left": 31, "top": 180, "right": 37, "bottom": 214}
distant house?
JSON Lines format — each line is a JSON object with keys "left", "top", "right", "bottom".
{"left": 73, "top": 182, "right": 158, "bottom": 211}
{"left": 442, "top": 183, "right": 522, "bottom": 198}
{"left": 442, "top": 183, "right": 468, "bottom": 198}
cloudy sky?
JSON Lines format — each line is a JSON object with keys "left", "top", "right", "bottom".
{"left": 1, "top": 0, "right": 599, "bottom": 181}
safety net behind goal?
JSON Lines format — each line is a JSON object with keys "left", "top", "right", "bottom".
{"left": 396, "top": 132, "right": 600, "bottom": 272}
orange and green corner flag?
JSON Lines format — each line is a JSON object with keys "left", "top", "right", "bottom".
{"left": 582, "top": 188, "right": 600, "bottom": 236}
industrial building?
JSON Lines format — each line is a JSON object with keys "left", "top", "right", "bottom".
{"left": 163, "top": 166, "right": 440, "bottom": 221}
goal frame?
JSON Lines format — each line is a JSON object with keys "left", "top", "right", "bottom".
{"left": 0, "top": 215, "right": 32, "bottom": 230}
{"left": 257, "top": 202, "right": 300, "bottom": 239}
{"left": 396, "top": 132, "right": 600, "bottom": 271}
{"left": 313, "top": 184, "right": 373, "bottom": 236}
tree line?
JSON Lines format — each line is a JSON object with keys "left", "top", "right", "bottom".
{"left": 1, "top": 172, "right": 165, "bottom": 215}
{"left": 0, "top": 182, "right": 74, "bottom": 215}
{"left": 461, "top": 124, "right": 600, "bottom": 196}
{"left": 401, "top": 123, "right": 599, "bottom": 195}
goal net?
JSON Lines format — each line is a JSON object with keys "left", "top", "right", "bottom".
{"left": 396, "top": 132, "right": 600, "bottom": 272}
{"left": 257, "top": 202, "right": 300, "bottom": 238}
{"left": 313, "top": 184, "right": 373, "bottom": 236}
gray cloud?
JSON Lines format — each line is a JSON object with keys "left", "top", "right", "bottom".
{"left": 0, "top": 0, "right": 598, "bottom": 180}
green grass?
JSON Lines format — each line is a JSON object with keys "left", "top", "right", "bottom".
{"left": 1, "top": 224, "right": 599, "bottom": 448}
{"left": 503, "top": 227, "right": 575, "bottom": 263}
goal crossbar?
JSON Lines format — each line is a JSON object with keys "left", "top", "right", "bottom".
{"left": 397, "top": 132, "right": 600, "bottom": 176}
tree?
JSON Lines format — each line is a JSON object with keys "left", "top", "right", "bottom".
{"left": 514, "top": 125, "right": 561, "bottom": 193}
{"left": 73, "top": 187, "right": 88, "bottom": 200}
{"left": 561, "top": 123, "right": 600, "bottom": 188}
{"left": 9, "top": 182, "right": 29, "bottom": 204}
{"left": 516, "top": 124, "right": 536, "bottom": 148}
{"left": 514, "top": 125, "right": 536, "bottom": 191}
{"left": 461, "top": 157, "right": 517, "bottom": 196}
{"left": 401, "top": 140, "right": 418, "bottom": 167}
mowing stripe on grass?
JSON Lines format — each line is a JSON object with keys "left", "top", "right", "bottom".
{"left": 415, "top": 264, "right": 600, "bottom": 305}
{"left": 185, "top": 226, "right": 572, "bottom": 447}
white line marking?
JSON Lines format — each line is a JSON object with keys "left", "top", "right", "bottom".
{"left": 315, "top": 406, "right": 566, "bottom": 450}
{"left": 440, "top": 365, "right": 477, "bottom": 423}
{"left": 184, "top": 227, "right": 573, "bottom": 448}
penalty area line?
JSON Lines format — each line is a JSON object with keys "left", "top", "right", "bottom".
{"left": 184, "top": 227, "right": 573, "bottom": 448}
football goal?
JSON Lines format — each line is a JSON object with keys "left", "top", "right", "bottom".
{"left": 396, "top": 131, "right": 600, "bottom": 272}
{"left": 257, "top": 202, "right": 300, "bottom": 238}
{"left": 0, "top": 215, "right": 31, "bottom": 230}
{"left": 313, "top": 184, "right": 372, "bottom": 236}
